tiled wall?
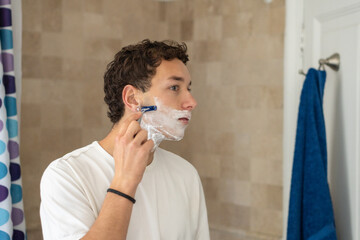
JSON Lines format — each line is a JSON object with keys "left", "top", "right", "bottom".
{"left": 21, "top": 0, "right": 284, "bottom": 239}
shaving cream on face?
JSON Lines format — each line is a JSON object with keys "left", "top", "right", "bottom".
{"left": 140, "top": 97, "right": 191, "bottom": 149}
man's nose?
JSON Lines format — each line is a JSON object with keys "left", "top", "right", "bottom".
{"left": 182, "top": 92, "right": 197, "bottom": 110}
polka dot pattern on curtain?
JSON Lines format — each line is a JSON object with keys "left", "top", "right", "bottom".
{"left": 0, "top": 0, "right": 26, "bottom": 239}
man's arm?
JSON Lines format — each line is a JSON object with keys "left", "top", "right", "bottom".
{"left": 82, "top": 113, "right": 154, "bottom": 240}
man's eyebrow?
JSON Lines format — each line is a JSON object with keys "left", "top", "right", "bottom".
{"left": 168, "top": 76, "right": 192, "bottom": 85}
{"left": 168, "top": 76, "right": 184, "bottom": 81}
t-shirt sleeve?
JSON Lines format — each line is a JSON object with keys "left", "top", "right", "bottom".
{"left": 40, "top": 163, "right": 96, "bottom": 240}
{"left": 194, "top": 174, "right": 211, "bottom": 240}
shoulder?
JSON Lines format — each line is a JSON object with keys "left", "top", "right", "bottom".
{"left": 41, "top": 142, "right": 110, "bottom": 189}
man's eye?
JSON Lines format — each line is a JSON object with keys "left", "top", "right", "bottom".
{"left": 170, "top": 85, "right": 179, "bottom": 91}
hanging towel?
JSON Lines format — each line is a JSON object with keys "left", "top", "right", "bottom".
{"left": 287, "top": 68, "right": 337, "bottom": 240}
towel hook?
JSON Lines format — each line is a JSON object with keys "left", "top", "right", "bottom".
{"left": 318, "top": 53, "right": 340, "bottom": 71}
{"left": 298, "top": 53, "right": 341, "bottom": 75}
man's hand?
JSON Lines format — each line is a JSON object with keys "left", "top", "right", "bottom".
{"left": 110, "top": 112, "right": 154, "bottom": 196}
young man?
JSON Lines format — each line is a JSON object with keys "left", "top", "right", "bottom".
{"left": 40, "top": 39, "right": 210, "bottom": 240}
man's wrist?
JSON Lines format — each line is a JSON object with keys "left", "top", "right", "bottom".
{"left": 110, "top": 177, "right": 138, "bottom": 198}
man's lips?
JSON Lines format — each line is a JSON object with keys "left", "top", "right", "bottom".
{"left": 178, "top": 117, "right": 190, "bottom": 124}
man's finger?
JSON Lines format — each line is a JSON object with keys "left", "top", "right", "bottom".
{"left": 132, "top": 130, "right": 148, "bottom": 145}
{"left": 124, "top": 121, "right": 143, "bottom": 141}
{"left": 118, "top": 112, "right": 142, "bottom": 137}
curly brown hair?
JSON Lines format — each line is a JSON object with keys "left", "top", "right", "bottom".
{"left": 104, "top": 39, "right": 189, "bottom": 124}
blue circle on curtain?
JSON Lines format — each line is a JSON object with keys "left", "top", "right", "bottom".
{"left": 6, "top": 119, "right": 18, "bottom": 138}
{"left": 0, "top": 98, "right": 2, "bottom": 108}
{"left": 3, "top": 75, "right": 15, "bottom": 94}
{"left": 0, "top": 140, "right": 6, "bottom": 155}
{"left": 13, "top": 230, "right": 25, "bottom": 240}
{"left": 4, "top": 97, "right": 17, "bottom": 117}
{"left": 0, "top": 162, "right": 7, "bottom": 179}
{"left": 0, "top": 230, "right": 10, "bottom": 240}
{"left": 11, "top": 207, "right": 24, "bottom": 226}
{"left": 0, "top": 8, "right": 12, "bottom": 27}
{"left": 0, "top": 29, "right": 13, "bottom": 50}
{"left": 8, "top": 141, "right": 19, "bottom": 159}
{"left": 0, "top": 208, "right": 9, "bottom": 226}
{"left": 10, "top": 163, "right": 20, "bottom": 181}
{"left": 0, "top": 185, "right": 8, "bottom": 202}
{"left": 10, "top": 184, "right": 22, "bottom": 204}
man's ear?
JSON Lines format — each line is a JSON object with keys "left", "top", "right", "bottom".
{"left": 122, "top": 85, "right": 142, "bottom": 112}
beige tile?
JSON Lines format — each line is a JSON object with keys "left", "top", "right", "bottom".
{"left": 23, "top": 31, "right": 41, "bottom": 56}
{"left": 206, "top": 131, "right": 235, "bottom": 155}
{"left": 251, "top": 8, "right": 271, "bottom": 35}
{"left": 218, "top": 179, "right": 251, "bottom": 206}
{"left": 83, "top": 0, "right": 103, "bottom": 14}
{"left": 267, "top": 185, "right": 283, "bottom": 211}
{"left": 221, "top": 155, "right": 250, "bottom": 181}
{"left": 63, "top": 103, "right": 84, "bottom": 129}
{"left": 193, "top": 40, "right": 221, "bottom": 62}
{"left": 219, "top": 0, "right": 240, "bottom": 15}
{"left": 20, "top": 127, "right": 41, "bottom": 163}
{"left": 63, "top": 128, "right": 83, "bottom": 153}
{"left": 222, "top": 13, "right": 252, "bottom": 39}
{"left": 250, "top": 183, "right": 268, "bottom": 208}
{"left": 22, "top": 0, "right": 42, "bottom": 31}
{"left": 81, "top": 127, "right": 108, "bottom": 145}
{"left": 41, "top": 32, "right": 64, "bottom": 57}
{"left": 193, "top": 16, "right": 222, "bottom": 41}
{"left": 22, "top": 55, "right": 42, "bottom": 78}
{"left": 266, "top": 86, "right": 283, "bottom": 109}
{"left": 181, "top": 20, "right": 193, "bottom": 41}
{"left": 250, "top": 208, "right": 283, "bottom": 236}
{"left": 26, "top": 229, "right": 43, "bottom": 240}
{"left": 41, "top": 80, "right": 63, "bottom": 105}
{"left": 199, "top": 86, "right": 237, "bottom": 131}
{"left": 21, "top": 103, "right": 41, "bottom": 128}
{"left": 62, "top": 12, "right": 84, "bottom": 35}
{"left": 82, "top": 104, "right": 103, "bottom": 128}
{"left": 250, "top": 157, "right": 269, "bottom": 184}
{"left": 40, "top": 103, "right": 64, "bottom": 129}
{"left": 42, "top": 0, "right": 63, "bottom": 32}
{"left": 220, "top": 38, "right": 245, "bottom": 63}
{"left": 61, "top": 81, "right": 83, "bottom": 106}
{"left": 83, "top": 38, "right": 122, "bottom": 60}
{"left": 236, "top": 86, "right": 267, "bottom": 109}
{"left": 62, "top": 59, "right": 84, "bottom": 81}
{"left": 201, "top": 177, "right": 219, "bottom": 200}
{"left": 222, "top": 203, "right": 251, "bottom": 230}
{"left": 206, "top": 62, "right": 222, "bottom": 86}
{"left": 250, "top": 133, "right": 282, "bottom": 159}
{"left": 206, "top": 199, "right": 223, "bottom": 226}
{"left": 41, "top": 56, "right": 63, "bottom": 79}
{"left": 270, "top": 6, "right": 285, "bottom": 36}
{"left": 21, "top": 78, "right": 42, "bottom": 104}
{"left": 267, "top": 159, "right": 283, "bottom": 186}
{"left": 192, "top": 153, "right": 221, "bottom": 178}
{"left": 40, "top": 127, "right": 64, "bottom": 154}
{"left": 62, "top": 0, "right": 83, "bottom": 12}
{"left": 62, "top": 35, "right": 84, "bottom": 59}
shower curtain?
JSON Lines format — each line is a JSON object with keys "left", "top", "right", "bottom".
{"left": 0, "top": 0, "right": 25, "bottom": 239}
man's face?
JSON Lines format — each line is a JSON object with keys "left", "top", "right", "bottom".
{"left": 140, "top": 58, "right": 197, "bottom": 140}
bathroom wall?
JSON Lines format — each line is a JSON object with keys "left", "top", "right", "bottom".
{"left": 21, "top": 0, "right": 284, "bottom": 239}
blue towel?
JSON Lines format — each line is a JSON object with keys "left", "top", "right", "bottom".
{"left": 287, "top": 68, "right": 337, "bottom": 240}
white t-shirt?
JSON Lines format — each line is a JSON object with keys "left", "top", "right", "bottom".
{"left": 40, "top": 141, "right": 210, "bottom": 240}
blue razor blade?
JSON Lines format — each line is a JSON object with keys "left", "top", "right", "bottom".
{"left": 141, "top": 106, "right": 157, "bottom": 113}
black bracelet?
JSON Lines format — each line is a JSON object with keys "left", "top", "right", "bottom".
{"left": 107, "top": 188, "right": 136, "bottom": 204}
